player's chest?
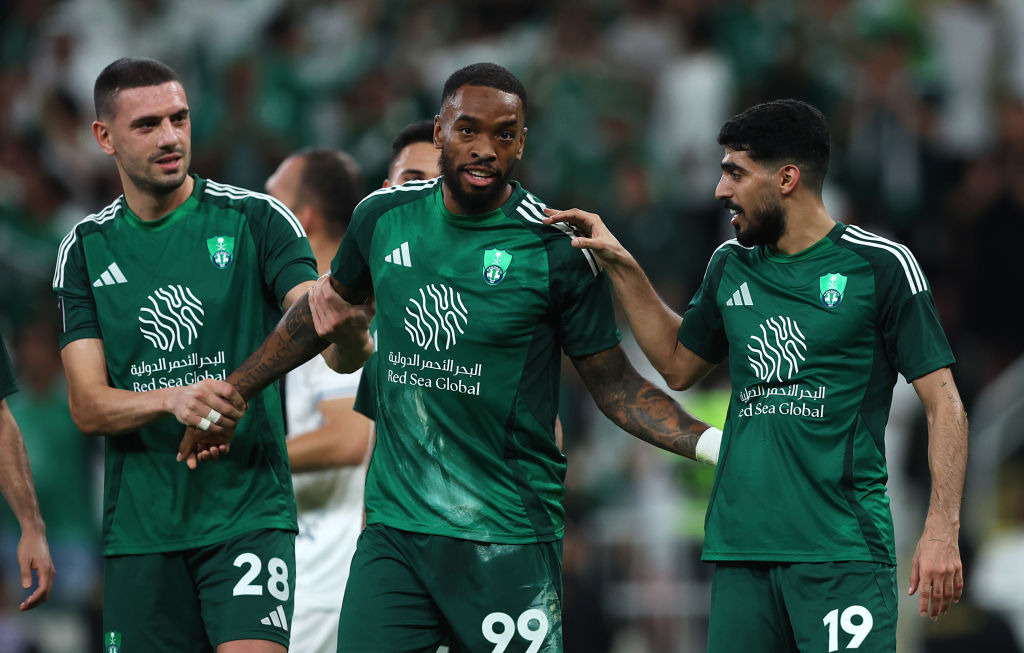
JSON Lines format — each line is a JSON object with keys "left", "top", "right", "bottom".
{"left": 718, "top": 259, "right": 876, "bottom": 356}
{"left": 84, "top": 221, "right": 253, "bottom": 329}
{"left": 368, "top": 224, "right": 551, "bottom": 339}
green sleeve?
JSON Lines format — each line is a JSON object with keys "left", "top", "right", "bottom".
{"left": 251, "top": 200, "right": 318, "bottom": 303}
{"left": 0, "top": 336, "right": 18, "bottom": 400}
{"left": 875, "top": 258, "right": 955, "bottom": 382}
{"left": 677, "top": 247, "right": 729, "bottom": 363}
{"left": 330, "top": 200, "right": 374, "bottom": 294}
{"left": 53, "top": 230, "right": 102, "bottom": 348}
{"left": 550, "top": 242, "right": 621, "bottom": 358}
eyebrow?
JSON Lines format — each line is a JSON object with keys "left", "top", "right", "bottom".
{"left": 454, "top": 115, "right": 520, "bottom": 129}
{"left": 721, "top": 161, "right": 745, "bottom": 174}
{"left": 129, "top": 108, "right": 188, "bottom": 128}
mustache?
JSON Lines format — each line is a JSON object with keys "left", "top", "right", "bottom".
{"left": 151, "top": 147, "right": 185, "bottom": 161}
{"left": 723, "top": 200, "right": 743, "bottom": 213}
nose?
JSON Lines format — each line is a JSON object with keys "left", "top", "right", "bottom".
{"left": 715, "top": 175, "right": 731, "bottom": 200}
{"left": 157, "top": 118, "right": 179, "bottom": 148}
{"left": 471, "top": 135, "right": 496, "bottom": 162}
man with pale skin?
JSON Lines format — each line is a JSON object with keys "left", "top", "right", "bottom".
{"left": 265, "top": 148, "right": 372, "bottom": 653}
{"left": 0, "top": 335, "right": 54, "bottom": 613}
{"left": 53, "top": 57, "right": 369, "bottom": 653}
{"left": 545, "top": 99, "right": 967, "bottom": 652}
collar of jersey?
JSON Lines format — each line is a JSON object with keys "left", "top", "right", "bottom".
{"left": 434, "top": 180, "right": 525, "bottom": 228}
{"left": 762, "top": 222, "right": 843, "bottom": 263}
{"left": 121, "top": 174, "right": 203, "bottom": 231}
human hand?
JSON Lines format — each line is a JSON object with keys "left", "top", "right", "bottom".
{"left": 908, "top": 527, "right": 963, "bottom": 620}
{"left": 17, "top": 526, "right": 54, "bottom": 611}
{"left": 542, "top": 207, "right": 629, "bottom": 267}
{"left": 176, "top": 424, "right": 235, "bottom": 470}
{"left": 165, "top": 378, "right": 246, "bottom": 434}
{"left": 309, "top": 274, "right": 374, "bottom": 347}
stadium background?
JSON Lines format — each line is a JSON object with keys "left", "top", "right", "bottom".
{"left": 1, "top": 0, "right": 1023, "bottom": 650}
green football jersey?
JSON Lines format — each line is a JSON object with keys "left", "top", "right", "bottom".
{"left": 53, "top": 175, "right": 318, "bottom": 555}
{"left": 679, "top": 223, "right": 954, "bottom": 564}
{"left": 0, "top": 335, "right": 17, "bottom": 400}
{"left": 332, "top": 179, "right": 620, "bottom": 543}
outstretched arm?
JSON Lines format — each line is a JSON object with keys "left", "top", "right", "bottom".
{"left": 178, "top": 277, "right": 372, "bottom": 467}
{"left": 0, "top": 399, "right": 54, "bottom": 610}
{"left": 544, "top": 208, "right": 714, "bottom": 390}
{"left": 908, "top": 366, "right": 968, "bottom": 620}
{"left": 572, "top": 345, "right": 719, "bottom": 463}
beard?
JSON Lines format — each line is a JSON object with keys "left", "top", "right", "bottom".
{"left": 440, "top": 148, "right": 516, "bottom": 215}
{"left": 124, "top": 148, "right": 191, "bottom": 196}
{"left": 729, "top": 193, "right": 787, "bottom": 248}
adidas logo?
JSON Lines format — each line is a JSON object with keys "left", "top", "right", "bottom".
{"left": 725, "top": 282, "right": 754, "bottom": 307}
{"left": 385, "top": 242, "right": 412, "bottom": 267}
{"left": 92, "top": 262, "right": 127, "bottom": 287}
{"left": 260, "top": 605, "right": 289, "bottom": 631}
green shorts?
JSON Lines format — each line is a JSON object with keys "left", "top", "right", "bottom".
{"left": 103, "top": 529, "right": 296, "bottom": 652}
{"left": 338, "top": 524, "right": 563, "bottom": 653}
{"left": 708, "top": 561, "right": 897, "bottom": 653}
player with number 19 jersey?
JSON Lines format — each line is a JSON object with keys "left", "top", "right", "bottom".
{"left": 678, "top": 223, "right": 954, "bottom": 565}
{"left": 332, "top": 178, "right": 620, "bottom": 544}
{"left": 53, "top": 175, "right": 317, "bottom": 555}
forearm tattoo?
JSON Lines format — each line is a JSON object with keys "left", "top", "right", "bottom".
{"left": 574, "top": 347, "right": 707, "bottom": 461}
{"left": 230, "top": 294, "right": 328, "bottom": 400}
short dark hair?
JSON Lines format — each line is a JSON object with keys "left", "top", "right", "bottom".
{"left": 295, "top": 148, "right": 364, "bottom": 237}
{"left": 389, "top": 120, "right": 436, "bottom": 168}
{"left": 717, "top": 99, "right": 831, "bottom": 194}
{"left": 94, "top": 57, "right": 181, "bottom": 120}
{"left": 441, "top": 63, "right": 527, "bottom": 114}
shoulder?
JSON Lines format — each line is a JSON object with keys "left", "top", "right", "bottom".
{"left": 703, "top": 238, "right": 749, "bottom": 277}
{"left": 835, "top": 224, "right": 928, "bottom": 295}
{"left": 353, "top": 177, "right": 441, "bottom": 221}
{"left": 53, "top": 197, "right": 124, "bottom": 287}
{"left": 508, "top": 188, "right": 602, "bottom": 278}
{"left": 202, "top": 178, "right": 305, "bottom": 237}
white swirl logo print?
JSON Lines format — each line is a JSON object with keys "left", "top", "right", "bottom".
{"left": 138, "top": 285, "right": 206, "bottom": 352}
{"left": 403, "top": 284, "right": 469, "bottom": 351}
{"left": 746, "top": 316, "right": 807, "bottom": 382}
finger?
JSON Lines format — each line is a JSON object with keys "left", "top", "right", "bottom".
{"left": 20, "top": 585, "right": 46, "bottom": 611}
{"left": 953, "top": 565, "right": 964, "bottom": 604}
{"left": 908, "top": 558, "right": 920, "bottom": 595}
{"left": 207, "top": 446, "right": 221, "bottom": 461}
{"left": 186, "top": 450, "right": 198, "bottom": 470}
{"left": 177, "top": 428, "right": 197, "bottom": 462}
{"left": 919, "top": 583, "right": 931, "bottom": 618}
{"left": 197, "top": 417, "right": 212, "bottom": 432}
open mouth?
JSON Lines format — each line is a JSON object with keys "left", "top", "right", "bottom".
{"left": 462, "top": 167, "right": 497, "bottom": 188}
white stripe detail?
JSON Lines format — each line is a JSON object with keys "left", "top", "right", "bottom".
{"left": 843, "top": 225, "right": 927, "bottom": 292}
{"left": 726, "top": 296, "right": 734, "bottom": 306}
{"left": 840, "top": 226, "right": 926, "bottom": 294}
{"left": 261, "top": 617, "right": 271, "bottom": 626}
{"left": 53, "top": 198, "right": 122, "bottom": 287}
{"left": 355, "top": 177, "right": 440, "bottom": 209}
{"left": 275, "top": 605, "right": 289, "bottom": 632}
{"left": 519, "top": 195, "right": 600, "bottom": 277}
{"left": 400, "top": 241, "right": 411, "bottom": 267}
{"left": 268, "top": 610, "right": 282, "bottom": 628}
{"left": 739, "top": 282, "right": 753, "bottom": 305}
{"left": 100, "top": 270, "right": 114, "bottom": 285}
{"left": 204, "top": 180, "right": 306, "bottom": 238}
{"left": 108, "top": 262, "right": 127, "bottom": 283}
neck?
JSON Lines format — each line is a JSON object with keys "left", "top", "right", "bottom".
{"left": 441, "top": 181, "right": 512, "bottom": 215}
{"left": 309, "top": 234, "right": 342, "bottom": 275}
{"left": 771, "top": 201, "right": 835, "bottom": 255}
{"left": 122, "top": 174, "right": 195, "bottom": 222}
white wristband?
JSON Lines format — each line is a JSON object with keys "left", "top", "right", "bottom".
{"left": 695, "top": 426, "right": 722, "bottom": 465}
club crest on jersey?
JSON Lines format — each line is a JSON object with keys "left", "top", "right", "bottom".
{"left": 105, "top": 631, "right": 122, "bottom": 653}
{"left": 482, "top": 249, "right": 512, "bottom": 285}
{"left": 819, "top": 273, "right": 847, "bottom": 308}
{"left": 206, "top": 236, "right": 235, "bottom": 269}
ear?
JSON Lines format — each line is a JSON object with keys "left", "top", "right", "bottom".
{"left": 778, "top": 164, "right": 801, "bottom": 196}
{"left": 515, "top": 126, "right": 527, "bottom": 161}
{"left": 382, "top": 178, "right": 392, "bottom": 188}
{"left": 93, "top": 120, "right": 116, "bottom": 156}
{"left": 296, "top": 205, "right": 318, "bottom": 234}
{"left": 433, "top": 115, "right": 443, "bottom": 148}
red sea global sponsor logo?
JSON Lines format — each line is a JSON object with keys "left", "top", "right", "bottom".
{"left": 736, "top": 382, "right": 827, "bottom": 419}
{"left": 386, "top": 351, "right": 484, "bottom": 396}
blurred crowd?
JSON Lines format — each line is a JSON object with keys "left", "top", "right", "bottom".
{"left": 1, "top": 0, "right": 1023, "bottom": 651}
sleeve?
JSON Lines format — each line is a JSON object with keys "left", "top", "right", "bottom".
{"left": 676, "top": 248, "right": 729, "bottom": 364}
{"left": 550, "top": 243, "right": 621, "bottom": 358}
{"left": 53, "top": 229, "right": 102, "bottom": 348}
{"left": 352, "top": 353, "right": 377, "bottom": 421}
{"left": 330, "top": 200, "right": 374, "bottom": 295}
{"left": 0, "top": 336, "right": 18, "bottom": 400}
{"left": 253, "top": 199, "right": 318, "bottom": 304}
{"left": 875, "top": 255, "right": 955, "bottom": 382}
